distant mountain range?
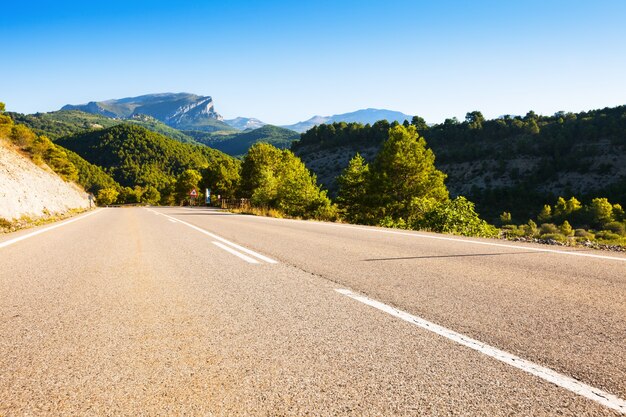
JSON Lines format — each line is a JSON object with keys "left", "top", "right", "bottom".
{"left": 61, "top": 93, "right": 413, "bottom": 134}
{"left": 281, "top": 108, "right": 414, "bottom": 133}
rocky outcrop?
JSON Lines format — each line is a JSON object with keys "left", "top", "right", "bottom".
{"left": 61, "top": 93, "right": 227, "bottom": 131}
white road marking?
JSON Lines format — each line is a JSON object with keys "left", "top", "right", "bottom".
{"left": 211, "top": 212, "right": 626, "bottom": 263}
{"left": 212, "top": 241, "right": 259, "bottom": 263}
{"left": 168, "top": 219, "right": 177, "bottom": 223}
{"left": 336, "top": 288, "right": 626, "bottom": 414}
{"left": 0, "top": 209, "right": 103, "bottom": 249}
{"left": 147, "top": 208, "right": 278, "bottom": 264}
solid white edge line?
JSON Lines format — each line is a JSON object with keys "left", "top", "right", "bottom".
{"left": 200, "top": 211, "right": 626, "bottom": 263}
{"left": 335, "top": 288, "right": 626, "bottom": 414}
{"left": 148, "top": 209, "right": 278, "bottom": 264}
{"left": 212, "top": 241, "right": 259, "bottom": 263}
{"left": 0, "top": 209, "right": 103, "bottom": 249}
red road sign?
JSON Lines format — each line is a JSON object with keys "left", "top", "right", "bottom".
{"left": 189, "top": 189, "right": 198, "bottom": 197}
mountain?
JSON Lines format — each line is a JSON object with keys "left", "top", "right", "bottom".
{"left": 61, "top": 93, "right": 235, "bottom": 132}
{"left": 283, "top": 108, "right": 413, "bottom": 133}
{"left": 224, "top": 117, "right": 266, "bottom": 130}
{"left": 184, "top": 125, "right": 300, "bottom": 156}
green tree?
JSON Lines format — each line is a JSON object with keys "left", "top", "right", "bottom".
{"left": 175, "top": 169, "right": 202, "bottom": 204}
{"left": 369, "top": 125, "right": 448, "bottom": 222}
{"left": 411, "top": 115, "right": 428, "bottom": 130}
{"left": 97, "top": 188, "right": 119, "bottom": 205}
{"left": 588, "top": 198, "right": 613, "bottom": 227}
{"left": 240, "top": 143, "right": 283, "bottom": 198}
{"left": 241, "top": 143, "right": 336, "bottom": 220}
{"left": 499, "top": 211, "right": 512, "bottom": 225}
{"left": 336, "top": 153, "right": 370, "bottom": 223}
{"left": 141, "top": 186, "right": 161, "bottom": 204}
{"left": 560, "top": 220, "right": 574, "bottom": 237}
{"left": 537, "top": 205, "right": 552, "bottom": 223}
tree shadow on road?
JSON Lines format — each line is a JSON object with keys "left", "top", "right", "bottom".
{"left": 363, "top": 251, "right": 539, "bottom": 261}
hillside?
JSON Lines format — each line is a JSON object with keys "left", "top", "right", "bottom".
{"left": 56, "top": 124, "right": 239, "bottom": 202}
{"left": 10, "top": 110, "right": 198, "bottom": 143}
{"left": 0, "top": 107, "right": 91, "bottom": 225}
{"left": 291, "top": 106, "right": 626, "bottom": 222}
{"left": 0, "top": 141, "right": 90, "bottom": 222}
{"left": 184, "top": 125, "right": 299, "bottom": 156}
{"left": 61, "top": 93, "right": 235, "bottom": 132}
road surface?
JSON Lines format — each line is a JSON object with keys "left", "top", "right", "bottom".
{"left": 1, "top": 207, "right": 625, "bottom": 416}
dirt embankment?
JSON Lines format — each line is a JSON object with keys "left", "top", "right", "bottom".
{"left": 0, "top": 140, "right": 90, "bottom": 222}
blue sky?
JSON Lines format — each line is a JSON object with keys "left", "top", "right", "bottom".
{"left": 1, "top": 0, "right": 625, "bottom": 124}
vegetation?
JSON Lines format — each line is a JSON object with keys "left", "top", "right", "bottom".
{"left": 9, "top": 110, "right": 198, "bottom": 143}
{"left": 184, "top": 125, "right": 300, "bottom": 156}
{"left": 239, "top": 143, "right": 336, "bottom": 220}
{"left": 336, "top": 125, "right": 497, "bottom": 237}
{"left": 501, "top": 196, "right": 626, "bottom": 247}
{"left": 291, "top": 106, "right": 626, "bottom": 222}
{"left": 56, "top": 124, "right": 240, "bottom": 205}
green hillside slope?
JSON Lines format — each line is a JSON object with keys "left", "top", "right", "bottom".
{"left": 56, "top": 125, "right": 239, "bottom": 201}
{"left": 185, "top": 125, "right": 300, "bottom": 156}
{"left": 291, "top": 106, "right": 626, "bottom": 222}
{"left": 10, "top": 110, "right": 198, "bottom": 144}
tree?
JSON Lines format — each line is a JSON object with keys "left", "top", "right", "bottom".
{"left": 240, "top": 143, "right": 336, "bottom": 220}
{"left": 97, "top": 188, "right": 119, "bottom": 205}
{"left": 537, "top": 205, "right": 552, "bottom": 223}
{"left": 465, "top": 111, "right": 485, "bottom": 129}
{"left": 141, "top": 186, "right": 161, "bottom": 204}
{"left": 560, "top": 220, "right": 574, "bottom": 236}
{"left": 588, "top": 198, "right": 613, "bottom": 227}
{"left": 411, "top": 116, "right": 428, "bottom": 130}
{"left": 336, "top": 153, "right": 370, "bottom": 223}
{"left": 240, "top": 143, "right": 283, "bottom": 198}
{"left": 369, "top": 125, "right": 448, "bottom": 222}
{"left": 499, "top": 211, "right": 512, "bottom": 225}
{"left": 175, "top": 169, "right": 202, "bottom": 204}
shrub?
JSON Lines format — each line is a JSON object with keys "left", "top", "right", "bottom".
{"left": 603, "top": 221, "right": 626, "bottom": 236}
{"left": 540, "top": 233, "right": 567, "bottom": 242}
{"left": 540, "top": 223, "right": 559, "bottom": 235}
{"left": 595, "top": 230, "right": 621, "bottom": 241}
{"left": 574, "top": 229, "right": 594, "bottom": 239}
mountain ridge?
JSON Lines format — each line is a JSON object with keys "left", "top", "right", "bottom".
{"left": 61, "top": 93, "right": 233, "bottom": 132}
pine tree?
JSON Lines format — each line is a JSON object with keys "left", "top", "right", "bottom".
{"left": 336, "top": 153, "right": 370, "bottom": 223}
{"left": 369, "top": 125, "right": 448, "bottom": 222}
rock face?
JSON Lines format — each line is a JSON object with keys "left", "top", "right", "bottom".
{"left": 62, "top": 93, "right": 227, "bottom": 131}
{"left": 0, "top": 141, "right": 90, "bottom": 221}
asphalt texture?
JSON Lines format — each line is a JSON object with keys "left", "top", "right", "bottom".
{"left": 1, "top": 207, "right": 625, "bottom": 416}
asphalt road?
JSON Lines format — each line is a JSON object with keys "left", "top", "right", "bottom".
{"left": 1, "top": 207, "right": 625, "bottom": 416}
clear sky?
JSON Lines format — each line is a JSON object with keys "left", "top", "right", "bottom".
{"left": 1, "top": 0, "right": 625, "bottom": 125}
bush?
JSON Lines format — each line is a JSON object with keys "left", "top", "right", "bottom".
{"left": 413, "top": 196, "right": 499, "bottom": 238}
{"left": 540, "top": 233, "right": 567, "bottom": 242}
{"left": 540, "top": 223, "right": 559, "bottom": 235}
{"left": 604, "top": 221, "right": 626, "bottom": 236}
{"left": 501, "top": 224, "right": 524, "bottom": 238}
{"left": 595, "top": 230, "right": 622, "bottom": 241}
{"left": 574, "top": 229, "right": 594, "bottom": 239}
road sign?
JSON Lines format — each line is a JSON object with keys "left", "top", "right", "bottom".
{"left": 205, "top": 188, "right": 211, "bottom": 205}
{"left": 189, "top": 189, "right": 198, "bottom": 197}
